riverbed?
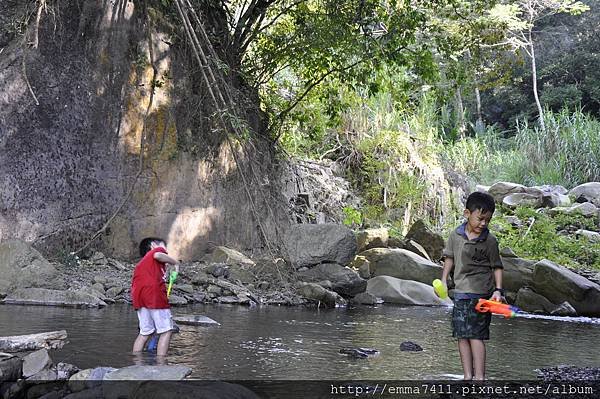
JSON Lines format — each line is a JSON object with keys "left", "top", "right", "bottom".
{"left": 1, "top": 304, "right": 599, "bottom": 379}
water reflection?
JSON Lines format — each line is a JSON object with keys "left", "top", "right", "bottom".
{"left": 0, "top": 303, "right": 598, "bottom": 379}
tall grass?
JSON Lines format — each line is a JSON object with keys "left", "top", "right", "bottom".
{"left": 514, "top": 109, "right": 600, "bottom": 187}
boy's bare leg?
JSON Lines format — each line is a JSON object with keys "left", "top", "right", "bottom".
{"left": 458, "top": 339, "right": 473, "bottom": 380}
{"left": 133, "top": 334, "right": 150, "bottom": 353}
{"left": 156, "top": 330, "right": 172, "bottom": 357}
{"left": 470, "top": 339, "right": 486, "bottom": 380}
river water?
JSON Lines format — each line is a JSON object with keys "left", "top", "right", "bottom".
{"left": 1, "top": 303, "right": 599, "bottom": 379}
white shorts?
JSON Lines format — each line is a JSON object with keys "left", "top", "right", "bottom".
{"left": 137, "top": 308, "right": 174, "bottom": 335}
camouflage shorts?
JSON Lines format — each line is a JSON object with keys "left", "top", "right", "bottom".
{"left": 452, "top": 298, "right": 491, "bottom": 340}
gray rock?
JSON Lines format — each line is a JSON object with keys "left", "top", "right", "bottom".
{"left": 227, "top": 264, "right": 255, "bottom": 285}
{"left": 360, "top": 248, "right": 443, "bottom": 285}
{"left": 515, "top": 287, "right": 557, "bottom": 314}
{"left": 400, "top": 341, "right": 423, "bottom": 352}
{"left": 90, "top": 283, "right": 105, "bottom": 293}
{"left": 0, "top": 239, "right": 61, "bottom": 291}
{"left": 405, "top": 220, "right": 445, "bottom": 261}
{"left": 192, "top": 272, "right": 210, "bottom": 285}
{"left": 93, "top": 276, "right": 108, "bottom": 285}
{"left": 541, "top": 193, "right": 571, "bottom": 208}
{"left": 0, "top": 353, "right": 22, "bottom": 382}
{"left": 476, "top": 185, "right": 490, "bottom": 193}
{"left": 532, "top": 259, "right": 600, "bottom": 316}
{"left": 3, "top": 288, "right": 107, "bottom": 308}
{"left": 350, "top": 256, "right": 371, "bottom": 279}
{"left": 532, "top": 185, "right": 568, "bottom": 196}
{"left": 210, "top": 246, "right": 255, "bottom": 266}
{"left": 257, "top": 281, "right": 270, "bottom": 290}
{"left": 298, "top": 263, "right": 367, "bottom": 296}
{"left": 550, "top": 301, "right": 578, "bottom": 317}
{"left": 103, "top": 365, "right": 191, "bottom": 381}
{"left": 575, "top": 229, "right": 600, "bottom": 243}
{"left": 350, "top": 292, "right": 383, "bottom": 305}
{"left": 27, "top": 368, "right": 58, "bottom": 382}
{"left": 549, "top": 202, "right": 599, "bottom": 217}
{"left": 207, "top": 285, "right": 223, "bottom": 295}
{"left": 503, "top": 193, "right": 543, "bottom": 208}
{"left": 488, "top": 182, "right": 543, "bottom": 203}
{"left": 22, "top": 349, "right": 52, "bottom": 378}
{"left": 55, "top": 362, "right": 80, "bottom": 380}
{"left": 366, "top": 276, "right": 452, "bottom": 305}
{"left": 218, "top": 296, "right": 242, "bottom": 304}
{"left": 206, "top": 264, "right": 230, "bottom": 279}
{"left": 0, "top": 279, "right": 10, "bottom": 298}
{"left": 168, "top": 295, "right": 188, "bottom": 306}
{"left": 569, "top": 182, "right": 600, "bottom": 205}
{"left": 296, "top": 282, "right": 346, "bottom": 308}
{"left": 105, "top": 286, "right": 123, "bottom": 298}
{"left": 356, "top": 228, "right": 389, "bottom": 252}
{"left": 172, "top": 315, "right": 220, "bottom": 326}
{"left": 285, "top": 223, "right": 357, "bottom": 268}
{"left": 501, "top": 253, "right": 535, "bottom": 293}
{"left": 176, "top": 284, "right": 195, "bottom": 294}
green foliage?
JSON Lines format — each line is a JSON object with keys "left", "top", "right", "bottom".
{"left": 342, "top": 206, "right": 363, "bottom": 228}
{"left": 492, "top": 207, "right": 600, "bottom": 270}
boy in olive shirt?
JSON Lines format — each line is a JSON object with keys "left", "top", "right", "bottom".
{"left": 439, "top": 192, "right": 504, "bottom": 380}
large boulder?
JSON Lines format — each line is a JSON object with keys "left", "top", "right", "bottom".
{"left": 575, "top": 230, "right": 600, "bottom": 243}
{"left": 514, "top": 287, "right": 557, "bottom": 314}
{"left": 404, "top": 220, "right": 445, "bottom": 261}
{"left": 488, "top": 182, "right": 543, "bottom": 203}
{"left": 532, "top": 260, "right": 600, "bottom": 316}
{"left": 533, "top": 185, "right": 568, "bottom": 196}
{"left": 569, "top": 182, "right": 600, "bottom": 206}
{"left": 296, "top": 282, "right": 346, "bottom": 308}
{"left": 0, "top": 239, "right": 61, "bottom": 291}
{"left": 298, "top": 263, "right": 367, "bottom": 296}
{"left": 0, "top": 353, "right": 22, "bottom": 382}
{"left": 500, "top": 248, "right": 535, "bottom": 293}
{"left": 366, "top": 276, "right": 451, "bottom": 305}
{"left": 22, "top": 349, "right": 52, "bottom": 378}
{"left": 356, "top": 228, "right": 389, "bottom": 252}
{"left": 502, "top": 193, "right": 543, "bottom": 209}
{"left": 359, "top": 248, "right": 442, "bottom": 285}
{"left": 549, "top": 202, "right": 599, "bottom": 217}
{"left": 209, "top": 246, "right": 255, "bottom": 266}
{"left": 3, "top": 288, "right": 107, "bottom": 308}
{"left": 284, "top": 224, "right": 357, "bottom": 268}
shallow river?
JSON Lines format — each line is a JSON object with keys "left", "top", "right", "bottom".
{"left": 1, "top": 303, "right": 599, "bottom": 379}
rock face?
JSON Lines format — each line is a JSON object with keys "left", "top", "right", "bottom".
{"left": 0, "top": 1, "right": 289, "bottom": 261}
{"left": 22, "top": 349, "right": 52, "bottom": 378}
{"left": 360, "top": 248, "right": 443, "bottom": 285}
{"left": 404, "top": 220, "right": 445, "bottom": 261}
{"left": 285, "top": 224, "right": 357, "bottom": 268}
{"left": 532, "top": 260, "right": 600, "bottom": 316}
{"left": 366, "top": 276, "right": 451, "bottom": 305}
{"left": 3, "top": 288, "right": 107, "bottom": 308}
{"left": 298, "top": 263, "right": 366, "bottom": 296}
{"left": 0, "top": 240, "right": 61, "bottom": 292}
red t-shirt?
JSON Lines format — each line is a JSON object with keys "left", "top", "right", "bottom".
{"left": 131, "top": 247, "right": 170, "bottom": 309}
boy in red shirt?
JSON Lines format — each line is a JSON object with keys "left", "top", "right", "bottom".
{"left": 131, "top": 237, "right": 180, "bottom": 357}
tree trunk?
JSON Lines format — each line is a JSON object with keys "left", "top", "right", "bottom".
{"left": 474, "top": 86, "right": 484, "bottom": 133}
{"left": 455, "top": 86, "right": 466, "bottom": 138}
{"left": 529, "top": 29, "right": 545, "bottom": 132}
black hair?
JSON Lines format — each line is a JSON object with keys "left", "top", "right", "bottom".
{"left": 139, "top": 237, "right": 166, "bottom": 257}
{"left": 465, "top": 191, "right": 496, "bottom": 214}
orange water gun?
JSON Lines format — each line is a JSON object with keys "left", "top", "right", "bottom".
{"left": 475, "top": 299, "right": 520, "bottom": 318}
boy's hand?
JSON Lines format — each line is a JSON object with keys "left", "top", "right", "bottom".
{"left": 491, "top": 290, "right": 503, "bottom": 302}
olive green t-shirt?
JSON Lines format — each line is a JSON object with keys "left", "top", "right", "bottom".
{"left": 443, "top": 223, "right": 503, "bottom": 295}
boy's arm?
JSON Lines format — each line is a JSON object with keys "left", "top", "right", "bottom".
{"left": 441, "top": 257, "right": 454, "bottom": 285}
{"left": 154, "top": 252, "right": 180, "bottom": 273}
{"left": 491, "top": 268, "right": 503, "bottom": 301}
